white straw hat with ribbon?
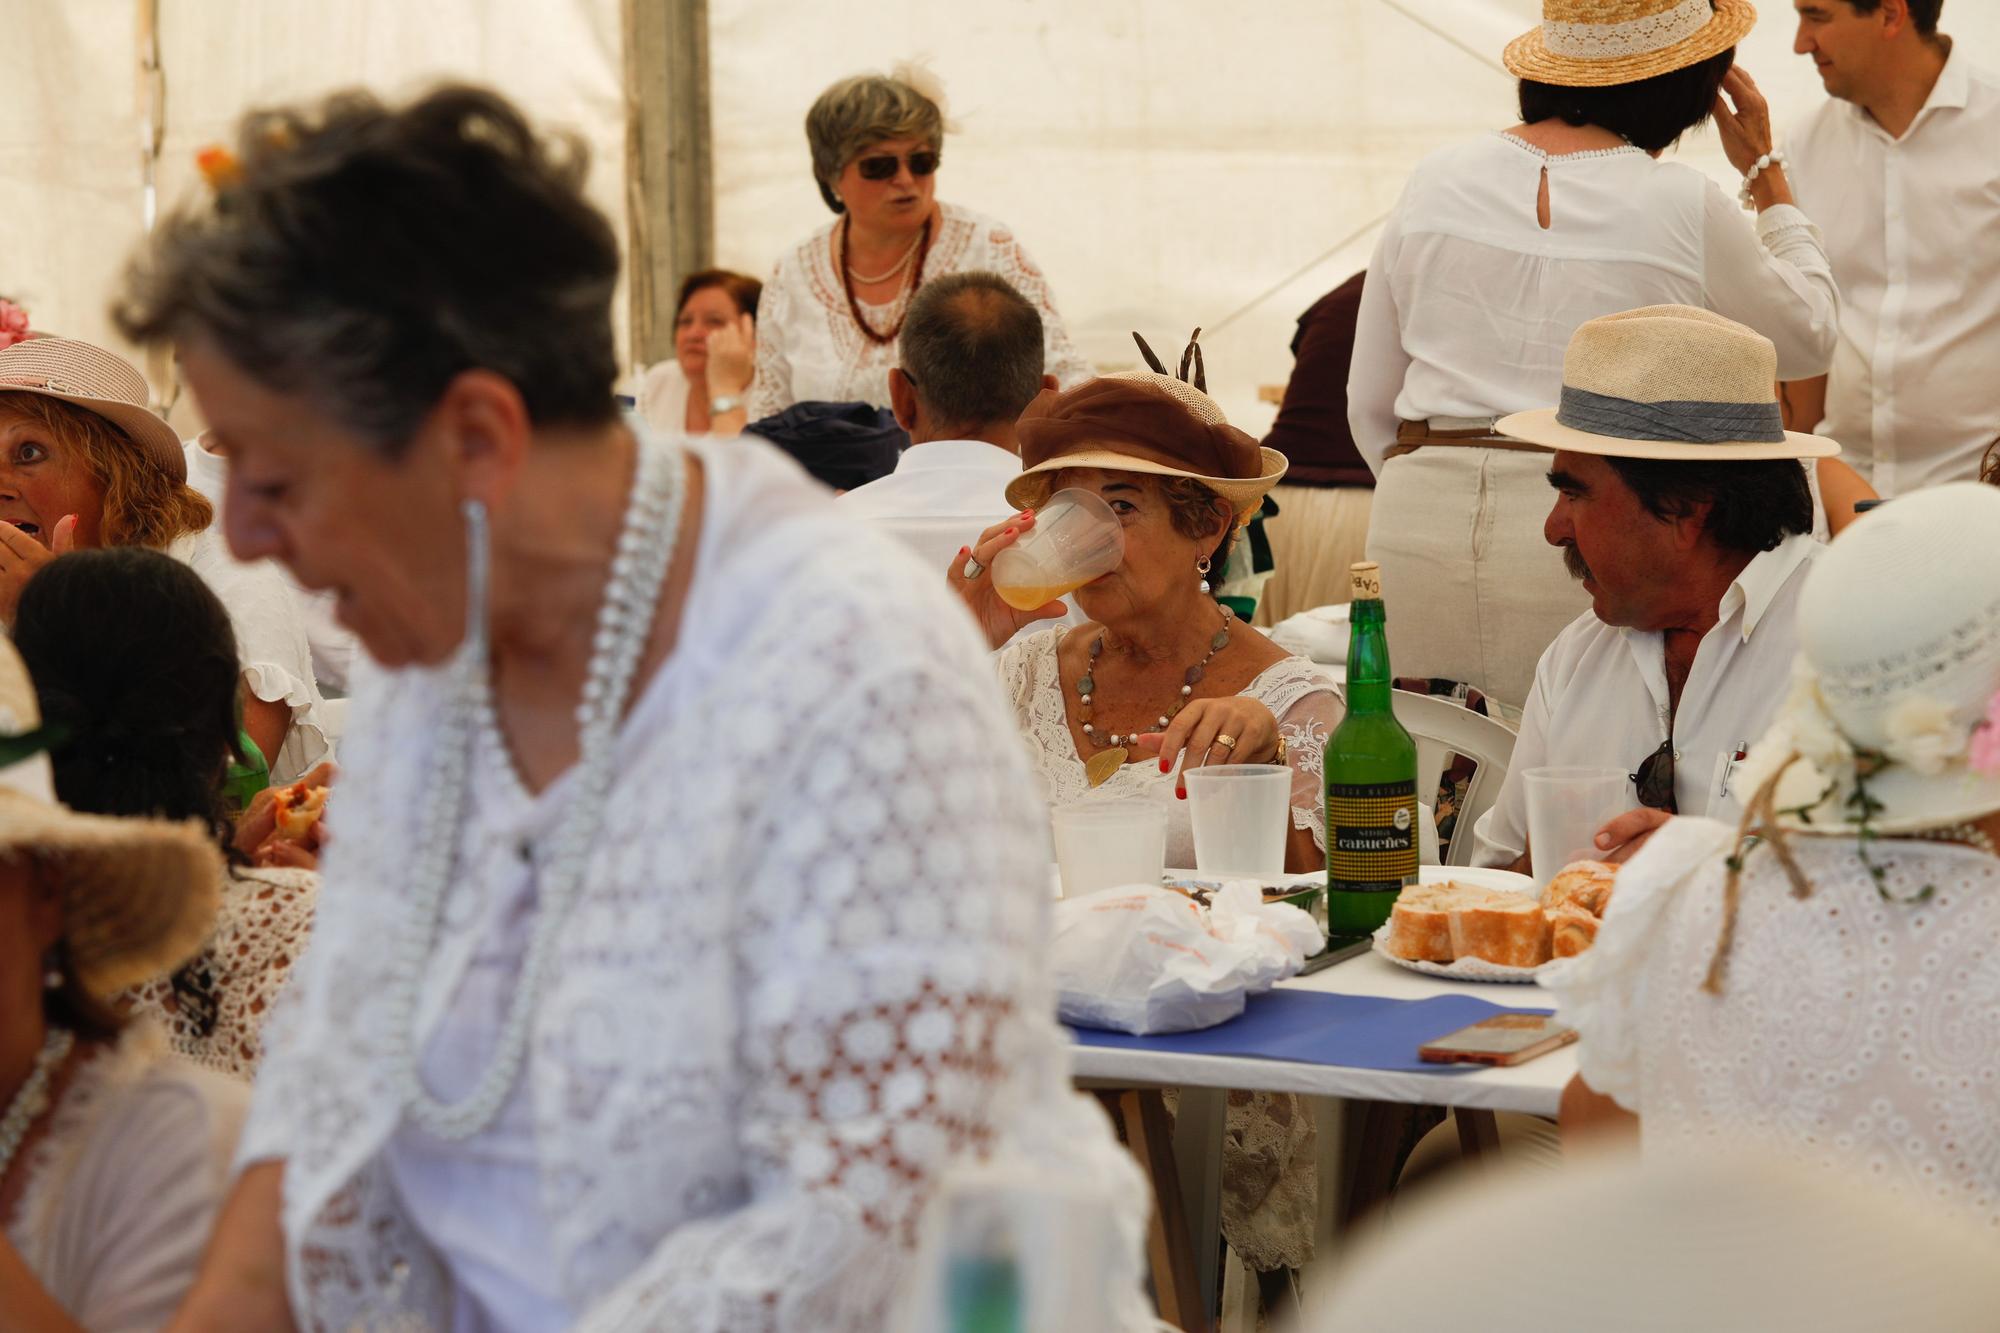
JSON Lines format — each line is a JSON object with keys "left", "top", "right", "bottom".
{"left": 1733, "top": 483, "right": 2000, "bottom": 834}
{"left": 1497, "top": 305, "right": 1839, "bottom": 462}
{"left": 0, "top": 337, "right": 187, "bottom": 482}
{"left": 1504, "top": 0, "right": 1758, "bottom": 88}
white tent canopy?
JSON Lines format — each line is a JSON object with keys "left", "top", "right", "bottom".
{"left": 8, "top": 0, "right": 1996, "bottom": 432}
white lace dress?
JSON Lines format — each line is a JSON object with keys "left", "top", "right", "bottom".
{"left": 4, "top": 1023, "right": 248, "bottom": 1332}
{"left": 1545, "top": 817, "right": 2000, "bottom": 1225}
{"left": 996, "top": 627, "right": 1342, "bottom": 867}
{"left": 124, "top": 866, "right": 317, "bottom": 1079}
{"left": 748, "top": 201, "right": 1092, "bottom": 420}
{"left": 237, "top": 435, "right": 1149, "bottom": 1330}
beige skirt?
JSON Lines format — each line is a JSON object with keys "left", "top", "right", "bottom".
{"left": 1363, "top": 448, "right": 1590, "bottom": 713}
{"left": 1253, "top": 484, "right": 1374, "bottom": 627}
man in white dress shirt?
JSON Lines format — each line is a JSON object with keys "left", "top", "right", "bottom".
{"left": 1781, "top": 0, "right": 2000, "bottom": 494}
{"left": 839, "top": 271, "right": 1056, "bottom": 572}
{"left": 1470, "top": 307, "right": 1841, "bottom": 870}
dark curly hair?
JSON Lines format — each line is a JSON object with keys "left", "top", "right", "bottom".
{"left": 15, "top": 547, "right": 244, "bottom": 1037}
{"left": 116, "top": 83, "right": 621, "bottom": 456}
{"left": 1604, "top": 456, "right": 1814, "bottom": 554}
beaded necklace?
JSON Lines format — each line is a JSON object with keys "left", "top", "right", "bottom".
{"left": 1074, "top": 604, "right": 1233, "bottom": 785}
{"left": 840, "top": 214, "right": 932, "bottom": 346}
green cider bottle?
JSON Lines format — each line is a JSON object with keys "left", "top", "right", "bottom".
{"left": 1324, "top": 562, "right": 1419, "bottom": 935}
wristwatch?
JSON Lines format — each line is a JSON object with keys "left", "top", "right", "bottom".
{"left": 709, "top": 394, "right": 743, "bottom": 415}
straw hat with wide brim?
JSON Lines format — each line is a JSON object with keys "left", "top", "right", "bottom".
{"left": 0, "top": 636, "right": 218, "bottom": 999}
{"left": 1007, "top": 372, "right": 1288, "bottom": 531}
{"left": 1497, "top": 305, "right": 1839, "bottom": 462}
{"left": 1504, "top": 0, "right": 1758, "bottom": 88}
{"left": 0, "top": 337, "right": 188, "bottom": 483}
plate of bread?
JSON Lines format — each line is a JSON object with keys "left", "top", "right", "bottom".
{"left": 1374, "top": 861, "right": 1618, "bottom": 983}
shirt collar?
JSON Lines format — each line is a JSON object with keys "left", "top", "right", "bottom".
{"left": 1846, "top": 39, "right": 1970, "bottom": 134}
{"left": 892, "top": 438, "right": 1022, "bottom": 475}
{"left": 1717, "top": 532, "right": 1819, "bottom": 641}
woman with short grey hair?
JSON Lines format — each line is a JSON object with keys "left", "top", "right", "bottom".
{"left": 750, "top": 69, "right": 1092, "bottom": 420}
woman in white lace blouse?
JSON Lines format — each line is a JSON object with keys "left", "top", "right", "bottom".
{"left": 123, "top": 85, "right": 1148, "bottom": 1332}
{"left": 749, "top": 70, "right": 1091, "bottom": 421}
{"left": 1549, "top": 484, "right": 2000, "bottom": 1225}
{"left": 14, "top": 548, "right": 321, "bottom": 1080}
{"left": 956, "top": 350, "right": 1333, "bottom": 872}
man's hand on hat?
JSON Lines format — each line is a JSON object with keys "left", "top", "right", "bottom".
{"left": 0, "top": 514, "right": 78, "bottom": 626}
{"left": 1593, "top": 806, "right": 1674, "bottom": 864}
{"left": 950, "top": 510, "right": 1067, "bottom": 651}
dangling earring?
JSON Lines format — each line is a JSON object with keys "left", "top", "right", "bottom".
{"left": 42, "top": 953, "right": 62, "bottom": 991}
{"left": 1197, "top": 556, "right": 1213, "bottom": 595}
{"left": 462, "top": 497, "right": 492, "bottom": 667}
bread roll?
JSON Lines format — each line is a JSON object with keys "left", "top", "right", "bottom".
{"left": 1549, "top": 906, "right": 1600, "bottom": 958}
{"left": 1543, "top": 861, "right": 1619, "bottom": 917}
{"left": 1385, "top": 882, "right": 1514, "bottom": 962}
{"left": 1448, "top": 897, "right": 1553, "bottom": 968}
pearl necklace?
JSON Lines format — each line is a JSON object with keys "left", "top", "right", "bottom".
{"left": 1914, "top": 823, "right": 1998, "bottom": 855}
{"left": 0, "top": 1028, "right": 74, "bottom": 1178}
{"left": 387, "top": 438, "right": 684, "bottom": 1140}
{"left": 843, "top": 221, "right": 925, "bottom": 284}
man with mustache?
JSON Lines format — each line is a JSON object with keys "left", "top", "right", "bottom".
{"left": 1468, "top": 307, "right": 1837, "bottom": 871}
{"left": 1778, "top": 0, "right": 2000, "bottom": 494}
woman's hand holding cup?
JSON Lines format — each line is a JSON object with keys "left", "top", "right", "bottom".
{"left": 950, "top": 510, "right": 1067, "bottom": 650}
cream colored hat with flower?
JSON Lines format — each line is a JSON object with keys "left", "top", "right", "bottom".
{"left": 0, "top": 635, "right": 219, "bottom": 998}
{"left": 1737, "top": 484, "right": 2000, "bottom": 834}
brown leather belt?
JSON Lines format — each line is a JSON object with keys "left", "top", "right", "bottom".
{"left": 1383, "top": 419, "right": 1547, "bottom": 462}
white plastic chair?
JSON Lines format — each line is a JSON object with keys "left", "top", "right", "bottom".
{"left": 1389, "top": 690, "right": 1517, "bottom": 867}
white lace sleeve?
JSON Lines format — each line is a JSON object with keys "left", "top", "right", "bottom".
{"left": 981, "top": 224, "right": 1092, "bottom": 388}
{"left": 124, "top": 868, "right": 319, "bottom": 1079}
{"left": 1245, "top": 656, "right": 1343, "bottom": 857}
{"left": 748, "top": 260, "right": 795, "bottom": 421}
{"left": 1540, "top": 816, "right": 1737, "bottom": 1111}
{"left": 575, "top": 660, "right": 1103, "bottom": 1330}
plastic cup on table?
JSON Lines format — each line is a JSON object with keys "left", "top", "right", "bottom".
{"left": 989, "top": 488, "right": 1125, "bottom": 612}
{"left": 1523, "top": 766, "right": 1632, "bottom": 888}
{"left": 1051, "top": 800, "right": 1167, "bottom": 899}
{"left": 1185, "top": 764, "right": 1291, "bottom": 878}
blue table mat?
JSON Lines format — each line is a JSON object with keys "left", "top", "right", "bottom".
{"left": 1069, "top": 990, "right": 1555, "bottom": 1075}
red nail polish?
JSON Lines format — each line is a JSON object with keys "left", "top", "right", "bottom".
{"left": 1159, "top": 758, "right": 1170, "bottom": 773}
{"left": 1176, "top": 788, "right": 1187, "bottom": 801}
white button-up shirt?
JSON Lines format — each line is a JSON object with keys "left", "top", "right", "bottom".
{"left": 836, "top": 437, "right": 1021, "bottom": 573}
{"left": 1787, "top": 44, "right": 2000, "bottom": 495}
{"left": 1472, "top": 533, "right": 1821, "bottom": 867}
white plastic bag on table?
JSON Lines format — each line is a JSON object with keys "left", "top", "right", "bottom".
{"left": 1053, "top": 881, "right": 1320, "bottom": 1035}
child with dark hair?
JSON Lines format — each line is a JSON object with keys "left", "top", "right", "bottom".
{"left": 14, "top": 547, "right": 323, "bottom": 1077}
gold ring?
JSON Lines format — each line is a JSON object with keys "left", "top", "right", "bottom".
{"left": 1216, "top": 734, "right": 1237, "bottom": 750}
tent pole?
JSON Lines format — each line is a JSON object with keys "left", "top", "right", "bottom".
{"left": 623, "top": 0, "right": 714, "bottom": 371}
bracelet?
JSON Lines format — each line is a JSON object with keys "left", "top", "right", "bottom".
{"left": 1738, "top": 149, "right": 1786, "bottom": 210}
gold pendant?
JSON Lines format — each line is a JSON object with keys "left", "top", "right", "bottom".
{"left": 1086, "top": 746, "right": 1129, "bottom": 789}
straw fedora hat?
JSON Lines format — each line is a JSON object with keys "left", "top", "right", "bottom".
{"left": 0, "top": 635, "right": 219, "bottom": 999}
{"left": 1008, "top": 372, "right": 1287, "bottom": 531}
{"left": 0, "top": 337, "right": 188, "bottom": 483}
{"left": 1504, "top": 0, "right": 1758, "bottom": 88}
{"left": 1497, "top": 305, "right": 1839, "bottom": 462}
{"left": 1743, "top": 484, "right": 2000, "bottom": 835}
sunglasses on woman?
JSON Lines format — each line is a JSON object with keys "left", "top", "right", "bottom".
{"left": 1632, "top": 737, "right": 1677, "bottom": 814}
{"left": 855, "top": 151, "right": 940, "bottom": 182}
